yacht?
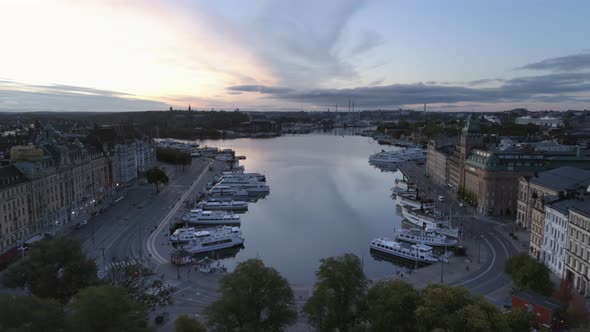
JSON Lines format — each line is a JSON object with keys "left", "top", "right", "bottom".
{"left": 197, "top": 200, "right": 248, "bottom": 212}
{"left": 181, "top": 209, "right": 241, "bottom": 226}
{"left": 394, "top": 228, "right": 458, "bottom": 247}
{"left": 169, "top": 227, "right": 198, "bottom": 244}
{"left": 182, "top": 226, "right": 244, "bottom": 254}
{"left": 395, "top": 191, "right": 435, "bottom": 210}
{"left": 215, "top": 154, "right": 234, "bottom": 162}
{"left": 219, "top": 172, "right": 266, "bottom": 182}
{"left": 369, "top": 238, "right": 439, "bottom": 264}
{"left": 369, "top": 148, "right": 426, "bottom": 165}
{"left": 401, "top": 206, "right": 459, "bottom": 238}
{"left": 209, "top": 185, "right": 249, "bottom": 197}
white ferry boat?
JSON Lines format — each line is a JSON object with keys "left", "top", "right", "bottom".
{"left": 369, "top": 148, "right": 426, "bottom": 165}
{"left": 182, "top": 226, "right": 244, "bottom": 254}
{"left": 209, "top": 185, "right": 249, "bottom": 197}
{"left": 197, "top": 200, "right": 248, "bottom": 212}
{"left": 220, "top": 172, "right": 266, "bottom": 182}
{"left": 401, "top": 206, "right": 459, "bottom": 238}
{"left": 215, "top": 154, "right": 234, "bottom": 162}
{"left": 217, "top": 181, "right": 270, "bottom": 195}
{"left": 181, "top": 209, "right": 241, "bottom": 226}
{"left": 391, "top": 178, "right": 416, "bottom": 195}
{"left": 395, "top": 192, "right": 435, "bottom": 210}
{"left": 394, "top": 228, "right": 458, "bottom": 247}
{"left": 370, "top": 238, "right": 439, "bottom": 264}
{"left": 170, "top": 227, "right": 198, "bottom": 244}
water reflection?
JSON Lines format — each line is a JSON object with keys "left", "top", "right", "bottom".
{"left": 197, "top": 131, "right": 407, "bottom": 283}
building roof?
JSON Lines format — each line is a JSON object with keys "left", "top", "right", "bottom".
{"left": 546, "top": 198, "right": 590, "bottom": 215}
{"left": 530, "top": 166, "right": 590, "bottom": 192}
{"left": 0, "top": 164, "right": 29, "bottom": 189}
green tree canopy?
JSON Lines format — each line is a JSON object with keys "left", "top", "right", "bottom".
{"left": 0, "top": 294, "right": 65, "bottom": 332}
{"left": 107, "top": 263, "right": 175, "bottom": 312}
{"left": 505, "top": 308, "right": 535, "bottom": 332}
{"left": 175, "top": 315, "right": 207, "bottom": 332}
{"left": 2, "top": 236, "right": 98, "bottom": 303}
{"left": 303, "top": 253, "right": 368, "bottom": 332}
{"left": 145, "top": 166, "right": 169, "bottom": 193}
{"left": 366, "top": 280, "right": 421, "bottom": 332}
{"left": 205, "top": 259, "right": 296, "bottom": 332}
{"left": 505, "top": 253, "right": 554, "bottom": 296}
{"left": 66, "top": 285, "right": 150, "bottom": 332}
{"left": 415, "top": 284, "right": 509, "bottom": 332}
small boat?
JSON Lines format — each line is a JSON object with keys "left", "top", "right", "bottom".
{"left": 181, "top": 226, "right": 244, "bottom": 254}
{"left": 370, "top": 238, "right": 439, "bottom": 264}
{"left": 394, "top": 228, "right": 457, "bottom": 247}
{"left": 395, "top": 192, "right": 435, "bottom": 210}
{"left": 197, "top": 200, "right": 248, "bottom": 212}
{"left": 401, "top": 206, "right": 459, "bottom": 238}
{"left": 181, "top": 209, "right": 241, "bottom": 226}
{"left": 391, "top": 178, "right": 416, "bottom": 195}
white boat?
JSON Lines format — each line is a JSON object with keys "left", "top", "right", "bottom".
{"left": 209, "top": 185, "right": 249, "bottom": 197}
{"left": 370, "top": 238, "right": 439, "bottom": 264}
{"left": 181, "top": 209, "right": 241, "bottom": 225}
{"left": 395, "top": 192, "right": 435, "bottom": 210}
{"left": 220, "top": 172, "right": 266, "bottom": 182}
{"left": 215, "top": 154, "right": 234, "bottom": 162}
{"left": 391, "top": 178, "right": 416, "bottom": 196}
{"left": 197, "top": 200, "right": 248, "bottom": 212}
{"left": 394, "top": 228, "right": 457, "bottom": 247}
{"left": 182, "top": 226, "right": 244, "bottom": 254}
{"left": 369, "top": 148, "right": 426, "bottom": 165}
{"left": 401, "top": 206, "right": 459, "bottom": 238}
{"left": 170, "top": 227, "right": 198, "bottom": 244}
{"left": 217, "top": 181, "right": 270, "bottom": 195}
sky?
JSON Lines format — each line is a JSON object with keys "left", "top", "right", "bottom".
{"left": 1, "top": 0, "right": 590, "bottom": 112}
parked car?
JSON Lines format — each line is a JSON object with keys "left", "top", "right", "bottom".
{"left": 438, "top": 195, "right": 445, "bottom": 202}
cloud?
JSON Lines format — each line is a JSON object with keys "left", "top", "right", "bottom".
{"left": 517, "top": 52, "right": 590, "bottom": 72}
{"left": 231, "top": 72, "right": 590, "bottom": 108}
{"left": 467, "top": 78, "right": 505, "bottom": 86}
{"left": 226, "top": 85, "right": 294, "bottom": 94}
{"left": 0, "top": 81, "right": 168, "bottom": 112}
{"left": 350, "top": 30, "right": 384, "bottom": 55}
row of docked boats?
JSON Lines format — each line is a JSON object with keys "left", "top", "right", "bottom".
{"left": 170, "top": 158, "right": 268, "bottom": 256}
{"left": 370, "top": 175, "right": 459, "bottom": 265}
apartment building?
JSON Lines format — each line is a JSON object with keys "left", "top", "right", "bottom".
{"left": 565, "top": 204, "right": 590, "bottom": 296}
{"left": 0, "top": 165, "right": 32, "bottom": 256}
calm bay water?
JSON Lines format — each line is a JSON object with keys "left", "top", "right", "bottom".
{"left": 199, "top": 130, "right": 405, "bottom": 284}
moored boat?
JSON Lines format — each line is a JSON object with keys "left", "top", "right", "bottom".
{"left": 197, "top": 200, "right": 248, "bottom": 212}
{"left": 181, "top": 209, "right": 241, "bottom": 226}
{"left": 369, "top": 238, "right": 439, "bottom": 264}
{"left": 181, "top": 226, "right": 244, "bottom": 254}
{"left": 394, "top": 228, "right": 457, "bottom": 247}
{"left": 401, "top": 206, "right": 459, "bottom": 238}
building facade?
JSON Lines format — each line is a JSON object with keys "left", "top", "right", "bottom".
{"left": 542, "top": 202, "right": 570, "bottom": 278}
{"left": 426, "top": 138, "right": 456, "bottom": 186}
{"left": 0, "top": 165, "right": 32, "bottom": 256}
{"left": 516, "top": 167, "right": 590, "bottom": 258}
{"left": 565, "top": 205, "right": 590, "bottom": 296}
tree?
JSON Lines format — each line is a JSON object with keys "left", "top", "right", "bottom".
{"left": 565, "top": 293, "right": 589, "bottom": 328}
{"left": 303, "top": 253, "right": 368, "bottom": 332}
{"left": 0, "top": 294, "right": 65, "bottom": 332}
{"left": 145, "top": 167, "right": 169, "bottom": 193}
{"left": 2, "top": 236, "right": 98, "bottom": 303}
{"left": 366, "top": 280, "right": 421, "bottom": 332}
{"left": 175, "top": 315, "right": 207, "bottom": 332}
{"left": 66, "top": 285, "right": 150, "bottom": 332}
{"left": 205, "top": 259, "right": 296, "bottom": 332}
{"left": 505, "top": 253, "right": 554, "bottom": 296}
{"left": 505, "top": 308, "right": 534, "bottom": 332}
{"left": 107, "top": 262, "right": 175, "bottom": 312}
{"left": 415, "top": 284, "right": 508, "bottom": 332}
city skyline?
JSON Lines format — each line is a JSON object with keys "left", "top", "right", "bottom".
{"left": 1, "top": 0, "right": 590, "bottom": 112}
